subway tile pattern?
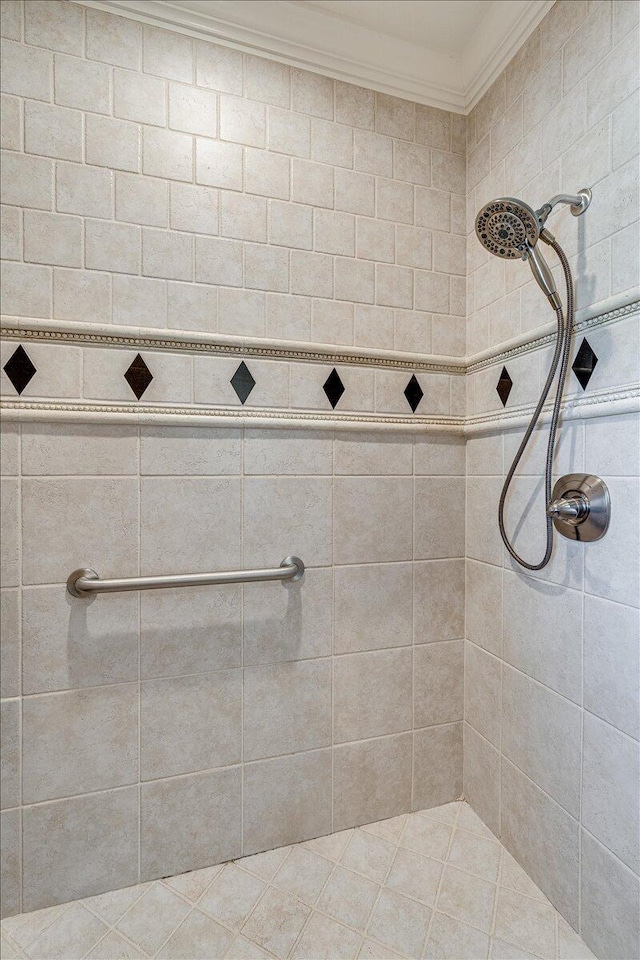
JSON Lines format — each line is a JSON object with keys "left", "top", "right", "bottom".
{"left": 0, "top": 0, "right": 467, "bottom": 357}
{"left": 0, "top": 420, "right": 465, "bottom": 916}
{"left": 0, "top": 801, "right": 595, "bottom": 960}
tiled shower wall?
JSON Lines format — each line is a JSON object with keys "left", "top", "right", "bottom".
{"left": 465, "top": 0, "right": 639, "bottom": 355}
{"left": 0, "top": 423, "right": 466, "bottom": 916}
{"left": 0, "top": 0, "right": 466, "bottom": 356}
{"left": 463, "top": 2, "right": 640, "bottom": 958}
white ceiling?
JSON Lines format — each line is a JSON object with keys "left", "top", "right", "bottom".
{"left": 291, "top": 1, "right": 492, "bottom": 56}
{"left": 79, "top": 0, "right": 554, "bottom": 111}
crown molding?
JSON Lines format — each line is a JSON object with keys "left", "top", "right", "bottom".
{"left": 73, "top": 0, "right": 553, "bottom": 114}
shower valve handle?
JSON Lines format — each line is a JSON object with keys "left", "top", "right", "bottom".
{"left": 547, "top": 494, "right": 590, "bottom": 525}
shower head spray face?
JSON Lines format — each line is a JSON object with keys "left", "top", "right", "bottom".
{"left": 475, "top": 197, "right": 561, "bottom": 308}
{"left": 475, "top": 197, "right": 540, "bottom": 259}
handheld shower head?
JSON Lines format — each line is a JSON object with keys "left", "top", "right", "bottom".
{"left": 475, "top": 197, "right": 539, "bottom": 259}
{"left": 475, "top": 197, "right": 561, "bottom": 308}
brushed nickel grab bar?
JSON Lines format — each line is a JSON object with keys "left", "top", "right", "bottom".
{"left": 66, "top": 556, "right": 305, "bottom": 597}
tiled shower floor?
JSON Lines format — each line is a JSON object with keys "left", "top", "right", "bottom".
{"left": 1, "top": 802, "right": 595, "bottom": 960}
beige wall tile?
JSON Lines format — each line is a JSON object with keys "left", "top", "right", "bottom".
{"left": 25, "top": 0, "right": 83, "bottom": 55}
{"left": 22, "top": 583, "right": 138, "bottom": 694}
{"left": 85, "top": 115, "right": 140, "bottom": 173}
{"left": 580, "top": 830, "right": 640, "bottom": 960}
{"left": 0, "top": 699, "right": 19, "bottom": 810}
{"left": 334, "top": 562, "right": 412, "bottom": 654}
{"left": 141, "top": 477, "right": 240, "bottom": 575}
{"left": 140, "top": 768, "right": 241, "bottom": 880}
{"left": 22, "top": 788, "right": 138, "bottom": 911}
{"left": 501, "top": 758, "right": 579, "bottom": 928}
{"left": 141, "top": 583, "right": 241, "bottom": 678}
{"left": 114, "top": 68, "right": 166, "bottom": 126}
{"left": 414, "top": 559, "right": 465, "bottom": 643}
{"left": 415, "top": 640, "right": 464, "bottom": 727}
{"left": 334, "top": 733, "right": 412, "bottom": 830}
{"left": 292, "top": 69, "right": 334, "bottom": 120}
{"left": 1, "top": 39, "right": 52, "bottom": 100}
{"left": 196, "top": 41, "right": 242, "bottom": 95}
{"left": 244, "top": 659, "right": 332, "bottom": 759}
{"left": 0, "top": 588, "right": 19, "bottom": 699}
{"left": 463, "top": 722, "right": 501, "bottom": 837}
{"left": 334, "top": 648, "right": 412, "bottom": 743}
{"left": 244, "top": 476, "right": 332, "bottom": 567}
{"left": 141, "top": 670, "right": 242, "bottom": 778}
{"left": 334, "top": 477, "right": 412, "bottom": 564}
{"left": 243, "top": 749, "right": 332, "bottom": 853}
{"left": 413, "top": 722, "right": 463, "bottom": 809}
{"left": 22, "top": 684, "right": 138, "bottom": 803}
{"left": 0, "top": 808, "right": 20, "bottom": 918}
{"left": 22, "top": 477, "right": 138, "bottom": 585}
{"left": 54, "top": 54, "right": 110, "bottom": 114}
{"left": 196, "top": 138, "right": 243, "bottom": 190}
{"left": 86, "top": 9, "right": 141, "bottom": 70}
{"left": 243, "top": 566, "right": 332, "bottom": 666}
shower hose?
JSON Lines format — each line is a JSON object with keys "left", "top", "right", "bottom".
{"left": 498, "top": 237, "right": 574, "bottom": 571}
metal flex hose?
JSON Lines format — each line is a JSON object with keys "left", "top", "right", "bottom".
{"left": 498, "top": 238, "right": 575, "bottom": 570}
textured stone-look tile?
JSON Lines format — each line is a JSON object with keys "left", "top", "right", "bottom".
{"left": 425, "top": 914, "right": 490, "bottom": 959}
{"left": 140, "top": 768, "right": 241, "bottom": 881}
{"left": 334, "top": 477, "right": 412, "bottom": 564}
{"left": 385, "top": 847, "right": 442, "bottom": 905}
{"left": 464, "top": 642, "right": 501, "bottom": 747}
{"left": 22, "top": 684, "right": 138, "bottom": 803}
{"left": 141, "top": 670, "right": 242, "bottom": 778}
{"left": 316, "top": 865, "right": 378, "bottom": 931}
{"left": 272, "top": 847, "right": 332, "bottom": 904}
{"left": 0, "top": 808, "right": 20, "bottom": 919}
{"left": 141, "top": 477, "right": 240, "bottom": 575}
{"left": 24, "top": 903, "right": 108, "bottom": 960}
{"left": 437, "top": 866, "right": 495, "bottom": 934}
{"left": 584, "top": 594, "right": 639, "bottom": 740}
{"left": 141, "top": 584, "right": 241, "bottom": 679}
{"left": 414, "top": 640, "right": 464, "bottom": 727}
{"left": 22, "top": 586, "right": 138, "bottom": 695}
{"left": 243, "top": 659, "right": 332, "bottom": 759}
{"left": 243, "top": 749, "right": 332, "bottom": 854}
{"left": 243, "top": 476, "right": 332, "bottom": 568}
{"left": 242, "top": 886, "right": 310, "bottom": 959}
{"left": 414, "top": 477, "right": 465, "bottom": 559}
{"left": 463, "top": 723, "right": 501, "bottom": 838}
{"left": 0, "top": 589, "right": 19, "bottom": 700}
{"left": 22, "top": 788, "right": 138, "bottom": 912}
{"left": 115, "top": 884, "right": 190, "bottom": 956}
{"left": 501, "top": 759, "right": 579, "bottom": 929}
{"left": 158, "top": 909, "right": 234, "bottom": 960}
{"left": 22, "top": 478, "right": 138, "bottom": 586}
{"left": 581, "top": 711, "right": 639, "bottom": 872}
{"left": 81, "top": 884, "right": 151, "bottom": 926}
{"left": 493, "top": 886, "right": 556, "bottom": 958}
{"left": 235, "top": 847, "right": 290, "bottom": 883}
{"left": 580, "top": 829, "right": 640, "bottom": 960}
{"left": 400, "top": 813, "right": 451, "bottom": 861}
{"left": 368, "top": 888, "right": 431, "bottom": 958}
{"left": 333, "top": 733, "right": 412, "bottom": 831}
{"left": 85, "top": 929, "right": 148, "bottom": 959}
{"left": 199, "top": 864, "right": 265, "bottom": 930}
{"left": 448, "top": 828, "right": 501, "bottom": 883}
{"left": 291, "top": 911, "right": 361, "bottom": 960}
{"left": 334, "top": 648, "right": 412, "bottom": 743}
{"left": 340, "top": 830, "right": 396, "bottom": 885}
{"left": 413, "top": 722, "right": 463, "bottom": 810}
{"left": 243, "top": 567, "right": 332, "bottom": 666}
{"left": 334, "top": 562, "right": 412, "bottom": 654}
{"left": 414, "top": 559, "right": 465, "bottom": 643}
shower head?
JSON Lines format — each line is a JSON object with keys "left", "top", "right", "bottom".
{"left": 475, "top": 196, "right": 560, "bottom": 309}
{"left": 475, "top": 197, "right": 540, "bottom": 260}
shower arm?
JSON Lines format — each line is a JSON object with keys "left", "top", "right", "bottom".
{"left": 536, "top": 188, "right": 592, "bottom": 226}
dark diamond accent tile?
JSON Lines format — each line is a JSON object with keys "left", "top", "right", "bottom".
{"left": 3, "top": 345, "right": 36, "bottom": 395}
{"left": 404, "top": 374, "right": 424, "bottom": 413}
{"left": 572, "top": 337, "right": 598, "bottom": 390}
{"left": 124, "top": 353, "right": 153, "bottom": 400}
{"left": 496, "top": 366, "right": 513, "bottom": 407}
{"left": 323, "top": 368, "right": 345, "bottom": 409}
{"left": 230, "top": 361, "right": 255, "bottom": 404}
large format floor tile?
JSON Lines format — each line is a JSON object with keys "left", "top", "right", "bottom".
{"left": 1, "top": 802, "right": 595, "bottom": 960}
